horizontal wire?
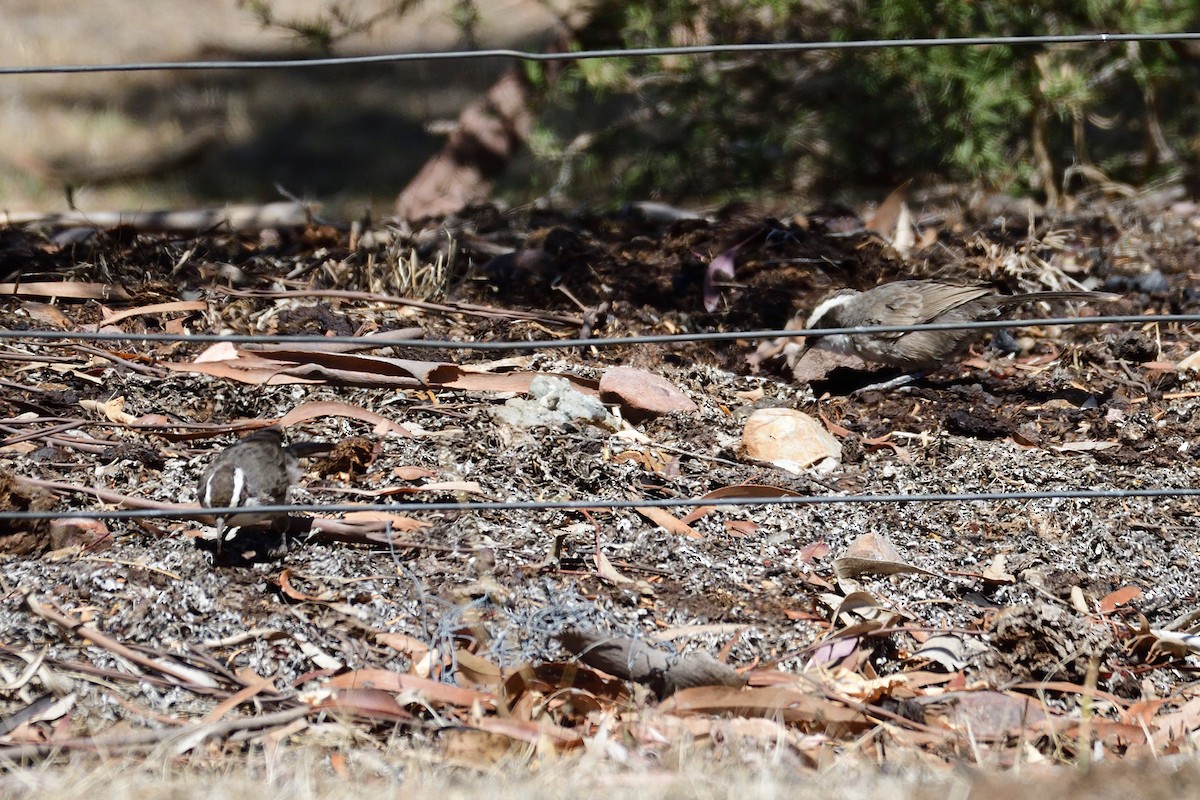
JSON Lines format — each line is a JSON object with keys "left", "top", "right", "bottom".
{"left": 0, "top": 314, "right": 1191, "bottom": 351}
{"left": 3, "top": 32, "right": 1200, "bottom": 76}
{"left": 4, "top": 487, "right": 1196, "bottom": 522}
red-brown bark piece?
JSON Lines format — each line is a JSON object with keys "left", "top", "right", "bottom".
{"left": 599, "top": 367, "right": 698, "bottom": 422}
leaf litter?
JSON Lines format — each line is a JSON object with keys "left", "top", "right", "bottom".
{"left": 3, "top": 191, "right": 1200, "bottom": 780}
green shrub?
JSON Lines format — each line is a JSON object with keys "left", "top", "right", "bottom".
{"left": 530, "top": 0, "right": 1200, "bottom": 204}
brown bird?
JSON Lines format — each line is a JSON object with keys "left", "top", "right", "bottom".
{"left": 801, "top": 280, "right": 1117, "bottom": 370}
{"left": 198, "top": 427, "right": 302, "bottom": 553}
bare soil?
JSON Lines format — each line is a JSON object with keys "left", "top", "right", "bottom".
{"left": 3, "top": 190, "right": 1200, "bottom": 789}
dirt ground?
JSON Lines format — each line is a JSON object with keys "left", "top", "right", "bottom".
{"left": 2, "top": 187, "right": 1200, "bottom": 792}
{"left": 0, "top": 0, "right": 572, "bottom": 215}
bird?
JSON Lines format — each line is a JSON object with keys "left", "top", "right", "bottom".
{"left": 799, "top": 280, "right": 1118, "bottom": 370}
{"left": 197, "top": 427, "right": 304, "bottom": 555}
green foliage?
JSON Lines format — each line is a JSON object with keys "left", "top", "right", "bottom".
{"left": 238, "top": 0, "right": 439, "bottom": 52}
{"left": 538, "top": 0, "right": 1200, "bottom": 203}
{"left": 243, "top": 0, "right": 1200, "bottom": 204}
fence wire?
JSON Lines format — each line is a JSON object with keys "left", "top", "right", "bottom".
{"left": 2, "top": 487, "right": 1197, "bottom": 522}
{"left": 0, "top": 313, "right": 1194, "bottom": 351}
{"left": 3, "top": 32, "right": 1200, "bottom": 76}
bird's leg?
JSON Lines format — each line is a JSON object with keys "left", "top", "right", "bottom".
{"left": 214, "top": 517, "right": 226, "bottom": 559}
{"left": 268, "top": 514, "right": 291, "bottom": 558}
{"left": 849, "top": 370, "right": 928, "bottom": 396}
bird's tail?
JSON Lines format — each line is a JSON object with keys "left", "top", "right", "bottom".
{"left": 997, "top": 290, "right": 1121, "bottom": 307}
{"left": 285, "top": 441, "right": 334, "bottom": 459}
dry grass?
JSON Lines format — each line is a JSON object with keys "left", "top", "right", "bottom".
{"left": 5, "top": 747, "right": 1200, "bottom": 800}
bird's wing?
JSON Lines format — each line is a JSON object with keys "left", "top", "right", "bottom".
{"left": 877, "top": 282, "right": 993, "bottom": 325}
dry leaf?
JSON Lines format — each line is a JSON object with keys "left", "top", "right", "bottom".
{"left": 892, "top": 201, "right": 916, "bottom": 256}
{"left": 326, "top": 669, "right": 498, "bottom": 709}
{"left": 918, "top": 691, "right": 1051, "bottom": 742}
{"left": 982, "top": 554, "right": 1016, "bottom": 585}
{"left": 834, "top": 532, "right": 939, "bottom": 580}
{"left": 375, "top": 632, "right": 431, "bottom": 664}
{"left": 20, "top": 301, "right": 72, "bottom": 328}
{"left": 1051, "top": 440, "right": 1120, "bottom": 453}
{"left": 557, "top": 629, "right": 744, "bottom": 699}
{"left": 170, "top": 345, "right": 601, "bottom": 394}
{"left": 281, "top": 401, "right": 413, "bottom": 437}
{"left": 680, "top": 483, "right": 804, "bottom": 525}
{"left": 1176, "top": 351, "right": 1200, "bottom": 372}
{"left": 594, "top": 549, "right": 634, "bottom": 584}
{"left": 911, "top": 634, "right": 970, "bottom": 671}
{"left": 808, "top": 636, "right": 864, "bottom": 670}
{"left": 865, "top": 180, "right": 912, "bottom": 237}
{"left": 329, "top": 512, "right": 431, "bottom": 532}
{"left": 660, "top": 685, "right": 867, "bottom": 726}
{"left": 99, "top": 299, "right": 207, "bottom": 327}
{"left": 453, "top": 649, "right": 503, "bottom": 688}
{"left": 724, "top": 520, "right": 758, "bottom": 537}
{"left": 635, "top": 506, "right": 701, "bottom": 538}
{"left": 308, "top": 687, "right": 410, "bottom": 721}
{"left": 702, "top": 227, "right": 770, "bottom": 312}
{"left": 1099, "top": 585, "right": 1143, "bottom": 614}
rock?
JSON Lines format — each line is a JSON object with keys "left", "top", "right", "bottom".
{"left": 599, "top": 367, "right": 697, "bottom": 422}
{"left": 741, "top": 408, "right": 841, "bottom": 473}
{"left": 788, "top": 345, "right": 869, "bottom": 384}
{"left": 492, "top": 375, "right": 612, "bottom": 429}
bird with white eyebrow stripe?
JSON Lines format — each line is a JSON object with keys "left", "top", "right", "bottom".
{"left": 799, "top": 280, "right": 1118, "bottom": 370}
{"left": 198, "top": 427, "right": 303, "bottom": 557}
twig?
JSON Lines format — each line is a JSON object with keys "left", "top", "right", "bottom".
{"left": 0, "top": 705, "right": 309, "bottom": 761}
{"left": 68, "top": 344, "right": 170, "bottom": 377}
{"left": 0, "top": 420, "right": 86, "bottom": 448}
{"left": 24, "top": 594, "right": 222, "bottom": 689}
{"left": 219, "top": 287, "right": 584, "bottom": 327}
{"left": 14, "top": 476, "right": 198, "bottom": 514}
{"left": 81, "top": 557, "right": 182, "bottom": 581}
{"left": 0, "top": 644, "right": 182, "bottom": 691}
{"left": 0, "top": 426, "right": 110, "bottom": 454}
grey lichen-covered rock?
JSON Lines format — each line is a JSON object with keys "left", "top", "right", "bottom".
{"left": 491, "top": 375, "right": 612, "bottom": 429}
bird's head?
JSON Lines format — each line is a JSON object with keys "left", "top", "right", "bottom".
{"left": 799, "top": 289, "right": 861, "bottom": 355}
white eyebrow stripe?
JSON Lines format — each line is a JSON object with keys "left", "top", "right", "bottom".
{"left": 805, "top": 293, "right": 856, "bottom": 327}
{"left": 229, "top": 467, "right": 246, "bottom": 507}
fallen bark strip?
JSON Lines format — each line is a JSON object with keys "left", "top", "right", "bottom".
{"left": 0, "top": 643, "right": 188, "bottom": 692}
{"left": 15, "top": 477, "right": 199, "bottom": 515}
{"left": 0, "top": 705, "right": 309, "bottom": 762}
{"left": 2, "top": 201, "right": 312, "bottom": 232}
